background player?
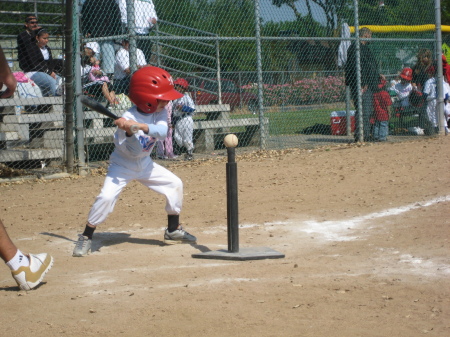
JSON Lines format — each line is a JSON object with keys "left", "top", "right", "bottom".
{"left": 172, "top": 78, "right": 196, "bottom": 160}
{"left": 73, "top": 67, "right": 197, "bottom": 257}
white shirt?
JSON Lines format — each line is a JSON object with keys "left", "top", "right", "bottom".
{"left": 172, "top": 93, "right": 195, "bottom": 117}
{"left": 40, "top": 47, "right": 50, "bottom": 60}
{"left": 423, "top": 77, "right": 436, "bottom": 101}
{"left": 393, "top": 82, "right": 413, "bottom": 107}
{"left": 114, "top": 47, "right": 147, "bottom": 80}
{"left": 117, "top": 0, "right": 158, "bottom": 35}
{"left": 110, "top": 106, "right": 168, "bottom": 171}
{"left": 443, "top": 81, "right": 450, "bottom": 123}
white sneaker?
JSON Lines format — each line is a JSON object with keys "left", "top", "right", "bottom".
{"left": 11, "top": 253, "right": 53, "bottom": 291}
{"left": 72, "top": 235, "right": 92, "bottom": 257}
{"left": 164, "top": 226, "right": 197, "bottom": 244}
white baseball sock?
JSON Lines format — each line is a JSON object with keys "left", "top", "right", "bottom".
{"left": 6, "top": 250, "right": 30, "bottom": 271}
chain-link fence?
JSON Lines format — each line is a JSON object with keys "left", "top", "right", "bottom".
{"left": 0, "top": 0, "right": 65, "bottom": 178}
{"left": 0, "top": 0, "right": 446, "bottom": 177}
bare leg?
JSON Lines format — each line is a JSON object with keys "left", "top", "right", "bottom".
{"left": 110, "top": 90, "right": 118, "bottom": 104}
{"left": 102, "top": 82, "right": 115, "bottom": 105}
{"left": 0, "top": 219, "right": 18, "bottom": 263}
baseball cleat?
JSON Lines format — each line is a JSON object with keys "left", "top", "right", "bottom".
{"left": 73, "top": 234, "right": 92, "bottom": 257}
{"left": 11, "top": 253, "right": 53, "bottom": 291}
{"left": 164, "top": 226, "right": 197, "bottom": 244}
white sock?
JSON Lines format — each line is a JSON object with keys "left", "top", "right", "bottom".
{"left": 6, "top": 250, "right": 30, "bottom": 271}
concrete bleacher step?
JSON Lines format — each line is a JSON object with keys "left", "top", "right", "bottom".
{"left": 2, "top": 112, "right": 64, "bottom": 124}
{"left": 0, "top": 148, "right": 63, "bottom": 163}
{"left": 0, "top": 131, "right": 20, "bottom": 141}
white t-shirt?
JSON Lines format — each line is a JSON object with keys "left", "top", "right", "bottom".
{"left": 443, "top": 81, "right": 450, "bottom": 124}
{"left": 114, "top": 47, "right": 147, "bottom": 80}
{"left": 393, "top": 82, "right": 413, "bottom": 107}
{"left": 423, "top": 77, "right": 436, "bottom": 101}
{"left": 172, "top": 93, "right": 195, "bottom": 117}
{"left": 117, "top": 0, "right": 158, "bottom": 35}
{"left": 40, "top": 47, "right": 50, "bottom": 60}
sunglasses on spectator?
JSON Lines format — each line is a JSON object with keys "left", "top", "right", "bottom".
{"left": 28, "top": 20, "right": 38, "bottom": 24}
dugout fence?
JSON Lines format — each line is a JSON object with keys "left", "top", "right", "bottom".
{"left": 0, "top": 0, "right": 445, "bottom": 178}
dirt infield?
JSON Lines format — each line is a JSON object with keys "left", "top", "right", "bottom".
{"left": 1, "top": 137, "right": 449, "bottom": 337}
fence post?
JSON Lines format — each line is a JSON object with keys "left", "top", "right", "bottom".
{"left": 435, "top": 0, "right": 445, "bottom": 135}
{"left": 64, "top": 0, "right": 74, "bottom": 173}
{"left": 74, "top": 0, "right": 86, "bottom": 174}
{"left": 126, "top": 0, "right": 137, "bottom": 72}
{"left": 254, "top": 0, "right": 266, "bottom": 149}
{"left": 353, "top": 0, "right": 363, "bottom": 142}
{"left": 216, "top": 37, "right": 222, "bottom": 105}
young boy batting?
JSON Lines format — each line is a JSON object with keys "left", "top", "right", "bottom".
{"left": 73, "top": 67, "right": 197, "bottom": 257}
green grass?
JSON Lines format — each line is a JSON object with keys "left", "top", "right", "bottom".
{"left": 231, "top": 108, "right": 337, "bottom": 135}
{"left": 230, "top": 108, "right": 424, "bottom": 136}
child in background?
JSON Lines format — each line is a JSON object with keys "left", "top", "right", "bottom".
{"left": 372, "top": 76, "right": 392, "bottom": 141}
{"left": 172, "top": 78, "right": 196, "bottom": 161}
{"left": 156, "top": 101, "right": 177, "bottom": 159}
{"left": 444, "top": 90, "right": 450, "bottom": 135}
{"left": 82, "top": 42, "right": 119, "bottom": 106}
{"left": 442, "top": 60, "right": 450, "bottom": 135}
{"left": 422, "top": 65, "right": 437, "bottom": 133}
{"left": 392, "top": 67, "right": 413, "bottom": 108}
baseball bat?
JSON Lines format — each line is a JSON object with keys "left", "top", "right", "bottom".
{"left": 80, "top": 95, "right": 139, "bottom": 133}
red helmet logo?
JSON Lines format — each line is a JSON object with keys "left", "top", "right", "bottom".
{"left": 400, "top": 67, "right": 413, "bottom": 81}
{"left": 129, "top": 67, "right": 183, "bottom": 113}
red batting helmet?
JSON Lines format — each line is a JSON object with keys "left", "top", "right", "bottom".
{"left": 400, "top": 67, "right": 413, "bottom": 81}
{"left": 129, "top": 67, "right": 183, "bottom": 113}
{"left": 174, "top": 78, "right": 189, "bottom": 89}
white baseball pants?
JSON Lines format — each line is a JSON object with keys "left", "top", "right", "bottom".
{"left": 88, "top": 160, "right": 183, "bottom": 226}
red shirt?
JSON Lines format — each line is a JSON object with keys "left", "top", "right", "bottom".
{"left": 373, "top": 90, "right": 392, "bottom": 121}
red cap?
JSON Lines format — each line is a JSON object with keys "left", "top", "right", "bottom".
{"left": 173, "top": 78, "right": 189, "bottom": 89}
{"left": 400, "top": 67, "right": 413, "bottom": 81}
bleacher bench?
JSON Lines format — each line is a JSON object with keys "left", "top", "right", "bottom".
{"left": 193, "top": 104, "right": 268, "bottom": 152}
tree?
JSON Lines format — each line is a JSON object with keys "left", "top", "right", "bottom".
{"left": 272, "top": 0, "right": 350, "bottom": 36}
{"left": 442, "top": 0, "right": 450, "bottom": 25}
{"left": 272, "top": 0, "right": 304, "bottom": 21}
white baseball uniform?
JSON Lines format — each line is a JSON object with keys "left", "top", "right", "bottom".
{"left": 173, "top": 93, "right": 196, "bottom": 152}
{"left": 87, "top": 106, "right": 183, "bottom": 226}
{"left": 423, "top": 76, "right": 437, "bottom": 127}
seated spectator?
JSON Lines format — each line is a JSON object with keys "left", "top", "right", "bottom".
{"left": 21, "top": 28, "right": 61, "bottom": 97}
{"left": 113, "top": 39, "right": 147, "bottom": 96}
{"left": 17, "top": 14, "right": 40, "bottom": 72}
{"left": 82, "top": 42, "right": 118, "bottom": 106}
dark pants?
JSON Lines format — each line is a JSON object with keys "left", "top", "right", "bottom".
{"left": 113, "top": 77, "right": 131, "bottom": 96}
{"left": 351, "top": 87, "right": 374, "bottom": 141}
